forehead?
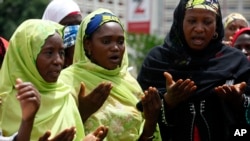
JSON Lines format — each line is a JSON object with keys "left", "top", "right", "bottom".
{"left": 235, "top": 33, "right": 250, "bottom": 43}
{"left": 60, "top": 14, "right": 82, "bottom": 25}
{"left": 42, "top": 33, "right": 63, "bottom": 48}
{"left": 227, "top": 19, "right": 248, "bottom": 27}
{"left": 185, "top": 9, "right": 216, "bottom": 18}
{"left": 94, "top": 22, "right": 124, "bottom": 35}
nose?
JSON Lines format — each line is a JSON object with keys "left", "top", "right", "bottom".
{"left": 110, "top": 43, "right": 120, "bottom": 51}
{"left": 194, "top": 23, "right": 204, "bottom": 33}
{"left": 53, "top": 53, "right": 64, "bottom": 65}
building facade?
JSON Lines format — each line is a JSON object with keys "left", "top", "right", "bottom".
{"left": 76, "top": 0, "right": 250, "bottom": 37}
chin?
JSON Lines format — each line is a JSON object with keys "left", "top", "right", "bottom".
{"left": 46, "top": 77, "right": 59, "bottom": 83}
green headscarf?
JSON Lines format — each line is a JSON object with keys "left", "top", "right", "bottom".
{"left": 59, "top": 8, "right": 161, "bottom": 141}
{"left": 0, "top": 19, "right": 85, "bottom": 141}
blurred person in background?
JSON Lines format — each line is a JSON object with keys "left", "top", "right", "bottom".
{"left": 42, "top": 0, "right": 82, "bottom": 68}
{"left": 42, "top": 0, "right": 82, "bottom": 26}
{"left": 231, "top": 27, "right": 250, "bottom": 61}
{"left": 222, "top": 12, "right": 249, "bottom": 46}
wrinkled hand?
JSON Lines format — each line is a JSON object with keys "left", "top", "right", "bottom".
{"left": 83, "top": 125, "right": 108, "bottom": 141}
{"left": 15, "top": 78, "right": 40, "bottom": 121}
{"left": 141, "top": 87, "right": 161, "bottom": 124}
{"left": 78, "top": 82, "right": 112, "bottom": 122}
{"left": 214, "top": 82, "right": 246, "bottom": 106}
{"left": 163, "top": 72, "right": 197, "bottom": 109}
{"left": 38, "top": 127, "right": 76, "bottom": 141}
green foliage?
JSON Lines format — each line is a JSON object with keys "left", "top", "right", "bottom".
{"left": 0, "top": 0, "right": 49, "bottom": 40}
{"left": 126, "top": 33, "right": 164, "bottom": 76}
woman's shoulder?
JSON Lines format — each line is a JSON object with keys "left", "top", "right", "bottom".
{"left": 220, "top": 45, "right": 250, "bottom": 62}
{"left": 146, "top": 45, "right": 168, "bottom": 59}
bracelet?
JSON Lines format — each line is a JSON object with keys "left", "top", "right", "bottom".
{"left": 243, "top": 94, "right": 250, "bottom": 108}
{"left": 161, "top": 99, "right": 168, "bottom": 126}
{"left": 140, "top": 135, "right": 155, "bottom": 141}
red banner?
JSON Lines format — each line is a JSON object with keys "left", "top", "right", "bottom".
{"left": 127, "top": 0, "right": 151, "bottom": 34}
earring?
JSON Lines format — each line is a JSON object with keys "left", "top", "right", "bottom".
{"left": 213, "top": 32, "right": 218, "bottom": 39}
{"left": 86, "top": 49, "right": 91, "bottom": 57}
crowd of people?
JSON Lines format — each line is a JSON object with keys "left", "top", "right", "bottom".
{"left": 0, "top": 0, "right": 250, "bottom": 141}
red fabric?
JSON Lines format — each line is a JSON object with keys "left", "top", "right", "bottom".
{"left": 231, "top": 27, "right": 250, "bottom": 46}
{"left": 0, "top": 37, "right": 9, "bottom": 49}
{"left": 67, "top": 11, "right": 81, "bottom": 16}
{"left": 193, "top": 125, "right": 200, "bottom": 141}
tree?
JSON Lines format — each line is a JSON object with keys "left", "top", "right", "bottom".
{"left": 0, "top": 0, "right": 49, "bottom": 40}
{"left": 126, "top": 33, "right": 163, "bottom": 77}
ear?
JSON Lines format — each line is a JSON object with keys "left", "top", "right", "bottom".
{"left": 83, "top": 39, "right": 92, "bottom": 56}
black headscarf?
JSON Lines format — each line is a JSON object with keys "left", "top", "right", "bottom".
{"left": 137, "top": 1, "right": 250, "bottom": 140}
{"left": 137, "top": 0, "right": 250, "bottom": 100}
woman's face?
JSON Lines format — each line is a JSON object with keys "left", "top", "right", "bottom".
{"left": 84, "top": 22, "right": 125, "bottom": 70}
{"left": 63, "top": 46, "right": 74, "bottom": 68}
{"left": 234, "top": 33, "right": 250, "bottom": 57}
{"left": 224, "top": 19, "right": 248, "bottom": 41}
{"left": 36, "top": 32, "right": 65, "bottom": 82}
{"left": 183, "top": 9, "right": 217, "bottom": 50}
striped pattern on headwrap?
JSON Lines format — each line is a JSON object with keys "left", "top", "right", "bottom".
{"left": 186, "top": 0, "right": 219, "bottom": 14}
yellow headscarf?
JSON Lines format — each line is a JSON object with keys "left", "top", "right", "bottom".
{"left": 223, "top": 12, "right": 249, "bottom": 29}
{"left": 0, "top": 19, "right": 84, "bottom": 141}
{"left": 186, "top": 0, "right": 219, "bottom": 14}
{"left": 59, "top": 8, "right": 162, "bottom": 141}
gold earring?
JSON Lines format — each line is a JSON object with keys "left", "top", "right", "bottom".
{"left": 213, "top": 32, "right": 218, "bottom": 39}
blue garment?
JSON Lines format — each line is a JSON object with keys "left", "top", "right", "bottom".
{"left": 63, "top": 25, "right": 79, "bottom": 48}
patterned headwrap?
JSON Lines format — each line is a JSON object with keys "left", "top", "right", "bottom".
{"left": 223, "top": 13, "right": 249, "bottom": 29}
{"left": 85, "top": 12, "right": 123, "bottom": 38}
{"left": 63, "top": 25, "right": 79, "bottom": 48}
{"left": 186, "top": 0, "right": 219, "bottom": 14}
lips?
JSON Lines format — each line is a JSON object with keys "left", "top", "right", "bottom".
{"left": 192, "top": 36, "right": 205, "bottom": 46}
{"left": 50, "top": 68, "right": 62, "bottom": 78}
{"left": 109, "top": 54, "right": 121, "bottom": 64}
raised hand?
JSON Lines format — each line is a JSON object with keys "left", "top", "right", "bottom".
{"left": 38, "top": 127, "right": 76, "bottom": 141}
{"left": 139, "top": 87, "right": 161, "bottom": 141}
{"left": 78, "top": 82, "right": 112, "bottom": 122}
{"left": 163, "top": 72, "right": 197, "bottom": 109}
{"left": 14, "top": 78, "right": 41, "bottom": 141}
{"left": 15, "top": 78, "right": 40, "bottom": 121}
{"left": 141, "top": 87, "right": 161, "bottom": 124}
{"left": 214, "top": 82, "right": 246, "bottom": 106}
{"left": 83, "top": 125, "right": 108, "bottom": 141}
